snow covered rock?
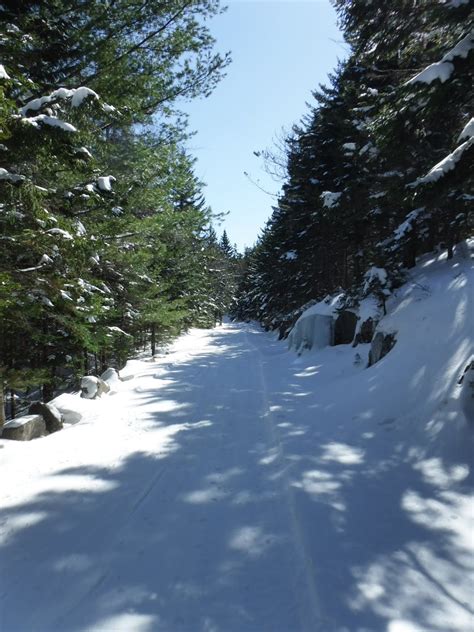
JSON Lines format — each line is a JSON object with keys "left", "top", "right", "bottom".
{"left": 100, "top": 367, "right": 122, "bottom": 393}
{"left": 2, "top": 415, "right": 46, "bottom": 441}
{"left": 368, "top": 332, "right": 397, "bottom": 367}
{"left": 80, "top": 376, "right": 110, "bottom": 399}
{"left": 50, "top": 393, "right": 89, "bottom": 425}
{"left": 460, "top": 361, "right": 474, "bottom": 422}
{"left": 28, "top": 401, "right": 63, "bottom": 434}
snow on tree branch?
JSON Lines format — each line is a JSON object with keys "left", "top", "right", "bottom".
{"left": 406, "top": 30, "right": 473, "bottom": 85}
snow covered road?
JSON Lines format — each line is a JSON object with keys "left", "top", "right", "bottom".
{"left": 1, "top": 311, "right": 473, "bottom": 631}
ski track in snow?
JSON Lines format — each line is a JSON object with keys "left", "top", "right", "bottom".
{"left": 0, "top": 249, "right": 473, "bottom": 632}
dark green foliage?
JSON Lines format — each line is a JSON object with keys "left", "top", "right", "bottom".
{"left": 0, "top": 0, "right": 230, "bottom": 420}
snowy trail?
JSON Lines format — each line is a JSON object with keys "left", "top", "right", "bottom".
{"left": 1, "top": 274, "right": 473, "bottom": 632}
{"left": 0, "top": 325, "right": 328, "bottom": 632}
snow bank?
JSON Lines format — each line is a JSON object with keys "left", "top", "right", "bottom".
{"left": 50, "top": 393, "right": 96, "bottom": 425}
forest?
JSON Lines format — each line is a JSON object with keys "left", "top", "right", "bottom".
{"left": 1, "top": 3, "right": 473, "bottom": 630}
{"left": 0, "top": 0, "right": 241, "bottom": 423}
{"left": 1, "top": 0, "right": 472, "bottom": 423}
{"left": 235, "top": 0, "right": 473, "bottom": 336}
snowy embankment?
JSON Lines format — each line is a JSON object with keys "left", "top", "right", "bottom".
{"left": 0, "top": 243, "right": 473, "bottom": 632}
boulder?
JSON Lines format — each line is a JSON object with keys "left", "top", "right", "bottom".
{"left": 368, "top": 332, "right": 396, "bottom": 367}
{"left": 100, "top": 367, "right": 121, "bottom": 383}
{"left": 29, "top": 401, "right": 63, "bottom": 434}
{"left": 80, "top": 375, "right": 110, "bottom": 399}
{"left": 2, "top": 414, "right": 46, "bottom": 441}
{"left": 334, "top": 310, "right": 357, "bottom": 345}
{"left": 100, "top": 367, "right": 122, "bottom": 392}
{"left": 353, "top": 317, "right": 377, "bottom": 346}
{"left": 50, "top": 393, "right": 89, "bottom": 425}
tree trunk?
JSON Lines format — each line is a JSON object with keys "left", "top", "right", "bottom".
{"left": 100, "top": 350, "right": 106, "bottom": 374}
{"left": 0, "top": 385, "right": 5, "bottom": 431}
{"left": 151, "top": 324, "right": 156, "bottom": 356}
{"left": 10, "top": 389, "right": 16, "bottom": 419}
{"left": 42, "top": 381, "right": 54, "bottom": 403}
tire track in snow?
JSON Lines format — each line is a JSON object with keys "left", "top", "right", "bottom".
{"left": 244, "top": 327, "right": 328, "bottom": 631}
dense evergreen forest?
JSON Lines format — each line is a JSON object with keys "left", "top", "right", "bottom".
{"left": 0, "top": 0, "right": 241, "bottom": 422}
{"left": 234, "top": 0, "right": 473, "bottom": 335}
{"left": 1, "top": 1, "right": 472, "bottom": 422}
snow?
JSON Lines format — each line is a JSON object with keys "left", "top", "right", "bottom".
{"left": 363, "top": 266, "right": 388, "bottom": 293}
{"left": 0, "top": 242, "right": 473, "bottom": 631}
{"left": 70, "top": 87, "right": 99, "bottom": 108}
{"left": 23, "top": 114, "right": 77, "bottom": 133}
{"left": 407, "top": 60, "right": 455, "bottom": 84}
{"left": 3, "top": 415, "right": 40, "bottom": 430}
{"left": 321, "top": 191, "right": 342, "bottom": 208}
{"left": 458, "top": 117, "right": 474, "bottom": 141}
{"left": 407, "top": 31, "right": 474, "bottom": 85}
{"left": 281, "top": 250, "right": 297, "bottom": 261}
{"left": 354, "top": 295, "right": 381, "bottom": 337}
{"left": 343, "top": 142, "right": 356, "bottom": 152}
{"left": 412, "top": 138, "right": 474, "bottom": 186}
{"left": 0, "top": 168, "right": 24, "bottom": 183}
{"left": 97, "top": 175, "right": 116, "bottom": 192}
{"left": 60, "top": 290, "right": 73, "bottom": 301}
{"left": 107, "top": 326, "right": 133, "bottom": 337}
{"left": 20, "top": 87, "right": 99, "bottom": 115}
{"left": 0, "top": 64, "right": 10, "bottom": 79}
{"left": 39, "top": 254, "right": 54, "bottom": 265}
{"left": 77, "top": 146, "right": 93, "bottom": 159}
{"left": 46, "top": 228, "right": 74, "bottom": 240}
{"left": 391, "top": 208, "right": 424, "bottom": 241}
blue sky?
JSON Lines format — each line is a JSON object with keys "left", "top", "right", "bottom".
{"left": 184, "top": 0, "right": 346, "bottom": 251}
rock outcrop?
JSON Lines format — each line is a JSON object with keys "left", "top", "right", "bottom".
{"left": 80, "top": 376, "right": 110, "bottom": 399}
{"left": 353, "top": 316, "right": 377, "bottom": 346}
{"left": 29, "top": 401, "right": 63, "bottom": 433}
{"left": 368, "top": 332, "right": 396, "bottom": 366}
{"left": 334, "top": 310, "right": 357, "bottom": 345}
{"left": 2, "top": 414, "right": 46, "bottom": 440}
